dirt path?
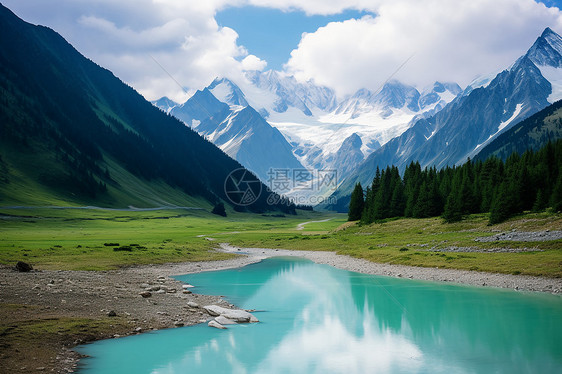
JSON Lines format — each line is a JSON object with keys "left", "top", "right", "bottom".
{"left": 296, "top": 218, "right": 332, "bottom": 230}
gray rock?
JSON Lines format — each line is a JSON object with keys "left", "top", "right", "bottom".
{"left": 208, "top": 320, "right": 227, "bottom": 329}
{"left": 174, "top": 321, "right": 184, "bottom": 327}
{"left": 215, "top": 316, "right": 237, "bottom": 325}
{"left": 140, "top": 291, "right": 152, "bottom": 298}
{"left": 14, "top": 261, "right": 33, "bottom": 272}
{"left": 203, "top": 305, "right": 259, "bottom": 323}
{"left": 203, "top": 305, "right": 226, "bottom": 316}
{"left": 187, "top": 301, "right": 199, "bottom": 308}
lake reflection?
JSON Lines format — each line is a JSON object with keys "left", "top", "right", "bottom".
{"left": 77, "top": 257, "right": 562, "bottom": 374}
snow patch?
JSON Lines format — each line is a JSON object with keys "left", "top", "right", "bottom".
{"left": 498, "top": 103, "right": 523, "bottom": 132}
{"left": 473, "top": 103, "right": 524, "bottom": 154}
{"left": 209, "top": 82, "right": 232, "bottom": 104}
{"left": 424, "top": 129, "right": 437, "bottom": 141}
{"left": 538, "top": 65, "right": 562, "bottom": 103}
{"left": 472, "top": 135, "right": 494, "bottom": 153}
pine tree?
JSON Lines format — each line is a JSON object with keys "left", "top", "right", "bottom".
{"left": 532, "top": 189, "right": 547, "bottom": 212}
{"left": 211, "top": 202, "right": 227, "bottom": 217}
{"left": 361, "top": 186, "right": 373, "bottom": 224}
{"left": 404, "top": 162, "right": 421, "bottom": 217}
{"left": 390, "top": 178, "right": 406, "bottom": 217}
{"left": 413, "top": 181, "right": 430, "bottom": 218}
{"left": 489, "top": 180, "right": 520, "bottom": 224}
{"left": 443, "top": 190, "right": 462, "bottom": 223}
{"left": 348, "top": 183, "right": 364, "bottom": 221}
{"left": 550, "top": 173, "right": 562, "bottom": 212}
{"left": 459, "top": 162, "right": 477, "bottom": 214}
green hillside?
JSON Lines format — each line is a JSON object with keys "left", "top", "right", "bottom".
{"left": 0, "top": 4, "right": 291, "bottom": 213}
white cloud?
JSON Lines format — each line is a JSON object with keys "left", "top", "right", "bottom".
{"left": 286, "top": 0, "right": 562, "bottom": 96}
{"left": 3, "top": 0, "right": 562, "bottom": 101}
{"left": 2, "top": 0, "right": 254, "bottom": 102}
{"left": 245, "top": 0, "right": 375, "bottom": 15}
{"left": 241, "top": 55, "right": 268, "bottom": 71}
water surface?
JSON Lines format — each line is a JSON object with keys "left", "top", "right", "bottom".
{"left": 77, "top": 257, "right": 562, "bottom": 373}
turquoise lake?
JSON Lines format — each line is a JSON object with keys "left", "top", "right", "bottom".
{"left": 77, "top": 257, "right": 562, "bottom": 373}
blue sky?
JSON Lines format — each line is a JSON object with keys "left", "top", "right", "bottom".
{"left": 216, "top": 7, "right": 371, "bottom": 71}
{"left": 3, "top": 0, "right": 562, "bottom": 101}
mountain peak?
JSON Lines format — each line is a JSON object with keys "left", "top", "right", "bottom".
{"left": 541, "top": 27, "right": 557, "bottom": 38}
{"left": 526, "top": 27, "right": 562, "bottom": 67}
{"left": 207, "top": 78, "right": 248, "bottom": 107}
{"left": 151, "top": 96, "right": 178, "bottom": 114}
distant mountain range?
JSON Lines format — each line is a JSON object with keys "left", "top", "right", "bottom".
{"left": 155, "top": 67, "right": 461, "bottom": 198}
{"left": 0, "top": 4, "right": 292, "bottom": 213}
{"left": 155, "top": 28, "right": 561, "bottom": 208}
{"left": 328, "top": 27, "right": 562, "bottom": 211}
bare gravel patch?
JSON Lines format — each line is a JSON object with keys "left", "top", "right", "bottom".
{"left": 0, "top": 257, "right": 259, "bottom": 373}
{"left": 475, "top": 230, "right": 562, "bottom": 242}
{"left": 430, "top": 246, "right": 543, "bottom": 253}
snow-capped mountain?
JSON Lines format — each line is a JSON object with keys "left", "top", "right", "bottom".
{"left": 168, "top": 88, "right": 229, "bottom": 127}
{"left": 329, "top": 27, "right": 562, "bottom": 211}
{"left": 208, "top": 78, "right": 249, "bottom": 108}
{"left": 245, "top": 70, "right": 338, "bottom": 116}
{"left": 526, "top": 27, "right": 562, "bottom": 103}
{"left": 196, "top": 104, "right": 305, "bottom": 185}
{"left": 151, "top": 96, "right": 178, "bottom": 114}
{"left": 154, "top": 85, "right": 305, "bottom": 186}
{"left": 154, "top": 71, "right": 461, "bottom": 200}
{"left": 223, "top": 71, "right": 460, "bottom": 180}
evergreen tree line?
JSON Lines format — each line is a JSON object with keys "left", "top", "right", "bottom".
{"left": 348, "top": 140, "right": 562, "bottom": 224}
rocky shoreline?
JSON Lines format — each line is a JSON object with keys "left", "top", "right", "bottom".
{"left": 217, "top": 243, "right": 562, "bottom": 294}
{"left": 1, "top": 242, "right": 561, "bottom": 373}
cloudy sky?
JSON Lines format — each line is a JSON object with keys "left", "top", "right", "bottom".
{"left": 4, "top": 0, "right": 562, "bottom": 102}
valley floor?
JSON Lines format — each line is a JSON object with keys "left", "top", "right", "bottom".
{"left": 1, "top": 207, "right": 561, "bottom": 372}
{"left": 2, "top": 241, "right": 561, "bottom": 373}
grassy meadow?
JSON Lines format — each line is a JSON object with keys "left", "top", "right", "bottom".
{"left": 1, "top": 206, "right": 561, "bottom": 276}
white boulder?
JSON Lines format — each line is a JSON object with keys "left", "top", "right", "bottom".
{"left": 208, "top": 320, "right": 227, "bottom": 329}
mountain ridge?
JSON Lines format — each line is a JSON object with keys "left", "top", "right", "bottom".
{"left": 327, "top": 26, "right": 562, "bottom": 211}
